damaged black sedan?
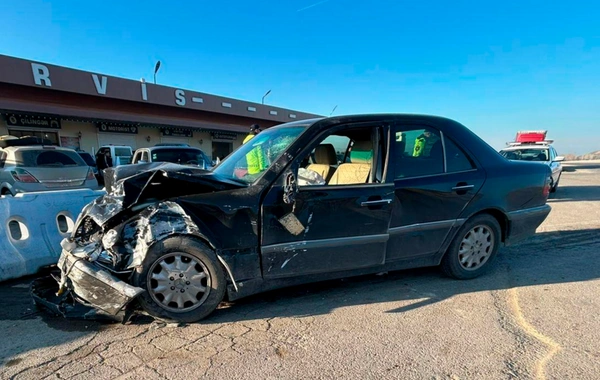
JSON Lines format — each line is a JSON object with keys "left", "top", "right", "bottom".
{"left": 32, "top": 114, "right": 552, "bottom": 322}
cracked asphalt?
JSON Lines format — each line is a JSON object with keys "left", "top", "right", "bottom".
{"left": 1, "top": 161, "right": 600, "bottom": 379}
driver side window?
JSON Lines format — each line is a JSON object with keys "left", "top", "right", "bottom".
{"left": 298, "top": 125, "right": 386, "bottom": 187}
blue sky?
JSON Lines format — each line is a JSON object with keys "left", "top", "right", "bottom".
{"left": 1, "top": 0, "right": 599, "bottom": 154}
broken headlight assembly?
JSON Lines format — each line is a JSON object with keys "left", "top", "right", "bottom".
{"left": 102, "top": 229, "right": 119, "bottom": 249}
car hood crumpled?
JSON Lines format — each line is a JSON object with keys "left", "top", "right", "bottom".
{"left": 82, "top": 162, "right": 245, "bottom": 226}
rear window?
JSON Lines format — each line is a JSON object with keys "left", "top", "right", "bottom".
{"left": 15, "top": 149, "right": 86, "bottom": 167}
{"left": 151, "top": 148, "right": 208, "bottom": 165}
{"left": 114, "top": 147, "right": 132, "bottom": 157}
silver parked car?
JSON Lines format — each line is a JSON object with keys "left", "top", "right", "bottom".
{"left": 0, "top": 143, "right": 98, "bottom": 196}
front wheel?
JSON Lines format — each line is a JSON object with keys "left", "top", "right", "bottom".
{"left": 550, "top": 174, "right": 560, "bottom": 193}
{"left": 132, "top": 237, "right": 226, "bottom": 322}
{"left": 441, "top": 214, "right": 501, "bottom": 279}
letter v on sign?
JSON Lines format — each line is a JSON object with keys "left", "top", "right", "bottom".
{"left": 92, "top": 74, "right": 108, "bottom": 95}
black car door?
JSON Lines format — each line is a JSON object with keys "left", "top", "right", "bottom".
{"left": 385, "top": 123, "right": 485, "bottom": 262}
{"left": 260, "top": 123, "right": 395, "bottom": 279}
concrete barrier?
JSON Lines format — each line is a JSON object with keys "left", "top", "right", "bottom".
{"left": 0, "top": 188, "right": 106, "bottom": 282}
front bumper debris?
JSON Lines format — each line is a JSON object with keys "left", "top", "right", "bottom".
{"left": 32, "top": 243, "right": 144, "bottom": 320}
{"left": 31, "top": 274, "right": 121, "bottom": 321}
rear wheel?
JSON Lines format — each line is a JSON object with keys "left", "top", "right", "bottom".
{"left": 441, "top": 214, "right": 501, "bottom": 279}
{"left": 132, "top": 237, "right": 226, "bottom": 322}
{"left": 1, "top": 188, "right": 12, "bottom": 196}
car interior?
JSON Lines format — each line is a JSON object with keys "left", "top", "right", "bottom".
{"left": 298, "top": 126, "right": 475, "bottom": 185}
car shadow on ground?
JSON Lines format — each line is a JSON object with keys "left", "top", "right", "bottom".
{"left": 199, "top": 227, "right": 600, "bottom": 323}
{"left": 547, "top": 186, "right": 600, "bottom": 203}
{"left": 1, "top": 228, "right": 599, "bottom": 365}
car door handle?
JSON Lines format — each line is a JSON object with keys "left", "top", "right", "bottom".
{"left": 360, "top": 199, "right": 392, "bottom": 207}
{"left": 452, "top": 184, "right": 474, "bottom": 191}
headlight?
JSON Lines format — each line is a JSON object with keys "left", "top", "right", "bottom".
{"left": 102, "top": 229, "right": 119, "bottom": 249}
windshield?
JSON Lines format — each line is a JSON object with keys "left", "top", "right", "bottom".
{"left": 15, "top": 149, "right": 87, "bottom": 167}
{"left": 151, "top": 148, "right": 208, "bottom": 167}
{"left": 500, "top": 148, "right": 549, "bottom": 162}
{"left": 213, "top": 126, "right": 307, "bottom": 184}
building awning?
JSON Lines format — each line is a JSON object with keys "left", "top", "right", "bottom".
{"left": 0, "top": 98, "right": 249, "bottom": 134}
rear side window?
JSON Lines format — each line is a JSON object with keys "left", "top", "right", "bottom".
{"left": 393, "top": 126, "right": 444, "bottom": 179}
{"left": 444, "top": 136, "right": 475, "bottom": 172}
{"left": 15, "top": 150, "right": 86, "bottom": 167}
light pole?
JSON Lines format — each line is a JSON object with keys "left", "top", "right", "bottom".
{"left": 153, "top": 61, "right": 161, "bottom": 84}
{"left": 262, "top": 89, "right": 271, "bottom": 105}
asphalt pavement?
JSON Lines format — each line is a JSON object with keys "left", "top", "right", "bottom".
{"left": 1, "top": 161, "right": 599, "bottom": 380}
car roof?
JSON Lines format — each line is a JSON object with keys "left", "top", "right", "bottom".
{"left": 146, "top": 146, "right": 205, "bottom": 151}
{"left": 265, "top": 113, "right": 510, "bottom": 169}
{"left": 2, "top": 145, "right": 78, "bottom": 152}
{"left": 500, "top": 144, "right": 552, "bottom": 151}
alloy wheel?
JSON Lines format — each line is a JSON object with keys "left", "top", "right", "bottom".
{"left": 458, "top": 225, "right": 495, "bottom": 271}
{"left": 147, "top": 252, "right": 211, "bottom": 313}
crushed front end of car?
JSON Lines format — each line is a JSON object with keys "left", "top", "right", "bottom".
{"left": 31, "top": 162, "right": 242, "bottom": 322}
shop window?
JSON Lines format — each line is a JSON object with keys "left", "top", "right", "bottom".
{"left": 212, "top": 142, "right": 233, "bottom": 161}
{"left": 8, "top": 130, "right": 59, "bottom": 145}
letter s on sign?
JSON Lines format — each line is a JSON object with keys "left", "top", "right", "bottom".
{"left": 175, "top": 89, "right": 186, "bottom": 106}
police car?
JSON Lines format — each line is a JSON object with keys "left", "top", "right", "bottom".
{"left": 499, "top": 130, "right": 564, "bottom": 192}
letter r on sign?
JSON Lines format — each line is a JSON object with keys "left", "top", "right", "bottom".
{"left": 31, "top": 63, "right": 51, "bottom": 87}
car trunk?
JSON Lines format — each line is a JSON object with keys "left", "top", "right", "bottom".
{"left": 14, "top": 148, "right": 90, "bottom": 188}
{"left": 24, "top": 166, "right": 89, "bottom": 188}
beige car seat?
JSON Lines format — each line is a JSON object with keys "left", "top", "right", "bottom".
{"left": 306, "top": 143, "right": 338, "bottom": 182}
{"left": 328, "top": 140, "right": 373, "bottom": 185}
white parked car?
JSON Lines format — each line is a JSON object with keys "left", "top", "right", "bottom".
{"left": 132, "top": 145, "right": 214, "bottom": 170}
{"left": 499, "top": 131, "right": 564, "bottom": 192}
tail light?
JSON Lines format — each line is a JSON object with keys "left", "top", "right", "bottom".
{"left": 542, "top": 177, "right": 551, "bottom": 198}
{"left": 11, "top": 169, "right": 39, "bottom": 183}
{"left": 87, "top": 168, "right": 96, "bottom": 180}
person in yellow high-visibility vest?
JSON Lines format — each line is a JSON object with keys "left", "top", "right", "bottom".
{"left": 243, "top": 124, "right": 268, "bottom": 175}
{"left": 413, "top": 130, "right": 438, "bottom": 157}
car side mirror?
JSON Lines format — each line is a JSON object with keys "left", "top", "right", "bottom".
{"left": 553, "top": 156, "right": 565, "bottom": 162}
